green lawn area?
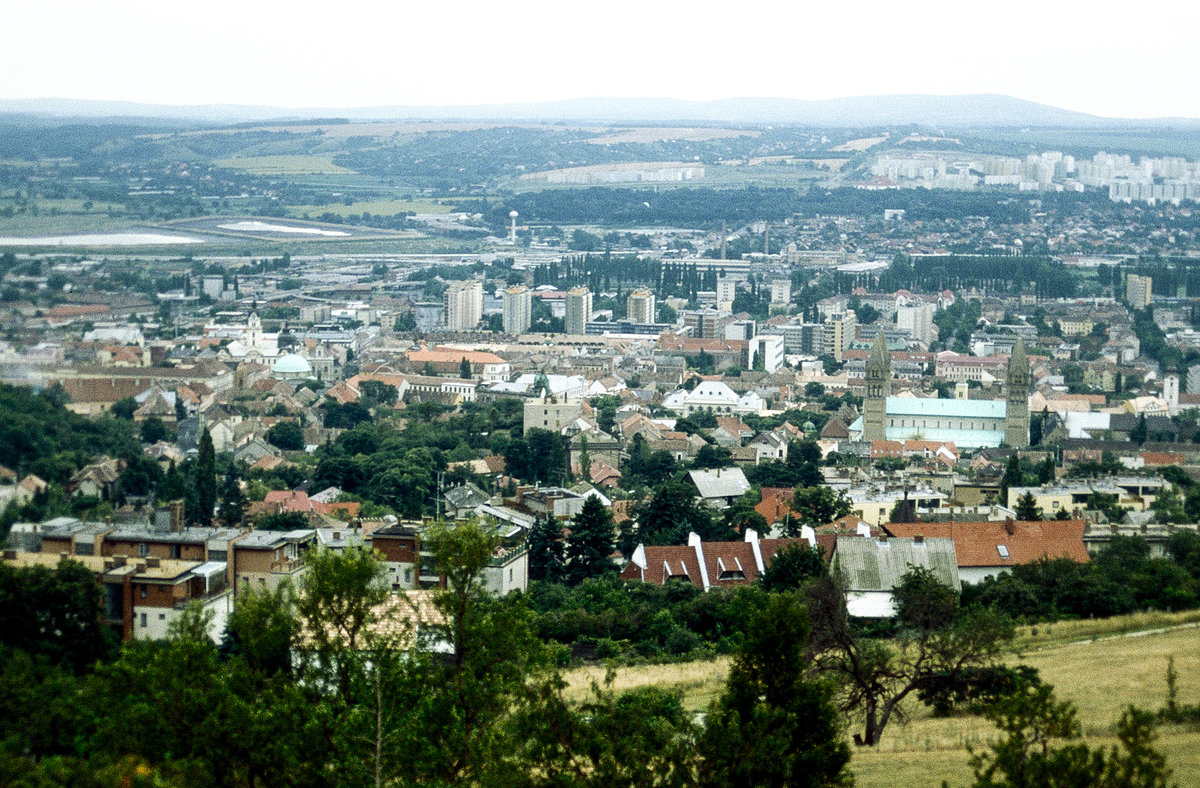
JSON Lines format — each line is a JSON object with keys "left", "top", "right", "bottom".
{"left": 564, "top": 614, "right": 1200, "bottom": 788}
{"left": 213, "top": 153, "right": 355, "bottom": 175}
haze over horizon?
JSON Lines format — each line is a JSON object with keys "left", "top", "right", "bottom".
{"left": 6, "top": 0, "right": 1200, "bottom": 121}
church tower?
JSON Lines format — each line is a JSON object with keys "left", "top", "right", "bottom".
{"left": 863, "top": 330, "right": 890, "bottom": 443}
{"left": 1005, "top": 338, "right": 1031, "bottom": 447}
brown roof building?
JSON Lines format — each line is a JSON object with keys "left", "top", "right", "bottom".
{"left": 885, "top": 519, "right": 1089, "bottom": 584}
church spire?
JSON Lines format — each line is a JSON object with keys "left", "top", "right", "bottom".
{"left": 863, "top": 330, "right": 890, "bottom": 443}
{"left": 1005, "top": 338, "right": 1030, "bottom": 447}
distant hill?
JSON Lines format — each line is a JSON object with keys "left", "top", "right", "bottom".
{"left": 2, "top": 94, "right": 1198, "bottom": 128}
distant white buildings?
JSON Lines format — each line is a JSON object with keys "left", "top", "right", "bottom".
{"left": 663, "top": 381, "right": 765, "bottom": 416}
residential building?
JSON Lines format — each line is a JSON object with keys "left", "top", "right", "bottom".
{"left": 502, "top": 286, "right": 532, "bottom": 334}
{"left": 626, "top": 288, "right": 656, "bottom": 324}
{"left": 1, "top": 548, "right": 231, "bottom": 642}
{"left": 1125, "top": 274, "right": 1152, "bottom": 308}
{"left": 686, "top": 467, "right": 751, "bottom": 509}
{"left": 565, "top": 287, "right": 592, "bottom": 335}
{"left": 887, "top": 520, "right": 1089, "bottom": 584}
{"left": 523, "top": 394, "right": 584, "bottom": 433}
{"left": 833, "top": 535, "right": 959, "bottom": 617}
{"left": 444, "top": 280, "right": 483, "bottom": 331}
{"left": 822, "top": 311, "right": 858, "bottom": 361}
{"left": 896, "top": 302, "right": 935, "bottom": 345}
{"left": 749, "top": 334, "right": 785, "bottom": 373}
{"left": 621, "top": 530, "right": 814, "bottom": 590}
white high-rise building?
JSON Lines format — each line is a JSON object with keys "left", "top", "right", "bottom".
{"left": 565, "top": 287, "right": 592, "bottom": 335}
{"left": 502, "top": 286, "right": 532, "bottom": 334}
{"left": 716, "top": 276, "right": 740, "bottom": 312}
{"left": 896, "top": 303, "right": 935, "bottom": 346}
{"left": 627, "top": 288, "right": 656, "bottom": 324}
{"left": 770, "top": 279, "right": 792, "bottom": 305}
{"left": 444, "top": 280, "right": 483, "bottom": 331}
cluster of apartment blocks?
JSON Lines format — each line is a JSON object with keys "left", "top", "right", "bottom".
{"left": 871, "top": 149, "right": 1200, "bottom": 204}
{"left": 4, "top": 511, "right": 530, "bottom": 643}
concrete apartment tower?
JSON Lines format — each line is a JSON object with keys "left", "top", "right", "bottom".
{"left": 502, "top": 285, "right": 532, "bottom": 334}
{"left": 627, "top": 288, "right": 656, "bottom": 324}
{"left": 444, "top": 280, "right": 483, "bottom": 331}
{"left": 565, "top": 286, "right": 592, "bottom": 335}
{"left": 863, "top": 330, "right": 890, "bottom": 443}
{"left": 1004, "top": 338, "right": 1031, "bottom": 447}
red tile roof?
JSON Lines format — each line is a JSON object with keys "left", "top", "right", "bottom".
{"left": 885, "top": 520, "right": 1089, "bottom": 567}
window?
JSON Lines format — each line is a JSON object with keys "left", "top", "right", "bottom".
{"left": 509, "top": 568, "right": 513, "bottom": 582}
{"left": 158, "top": 613, "right": 166, "bottom": 621}
{"left": 138, "top": 543, "right": 149, "bottom": 557}
{"left": 170, "top": 544, "right": 180, "bottom": 559}
{"left": 139, "top": 613, "right": 147, "bottom": 628}
{"left": 139, "top": 586, "right": 147, "bottom": 599}
{"left": 997, "top": 545, "right": 1010, "bottom": 558}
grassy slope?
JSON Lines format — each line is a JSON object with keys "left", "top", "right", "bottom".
{"left": 561, "top": 612, "right": 1200, "bottom": 788}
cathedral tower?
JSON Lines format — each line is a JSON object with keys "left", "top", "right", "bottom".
{"left": 1005, "top": 338, "right": 1031, "bottom": 447}
{"left": 863, "top": 330, "right": 890, "bottom": 443}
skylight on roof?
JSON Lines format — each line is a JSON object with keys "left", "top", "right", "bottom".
{"left": 997, "top": 545, "right": 1010, "bottom": 558}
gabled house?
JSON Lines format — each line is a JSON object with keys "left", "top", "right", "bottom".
{"left": 621, "top": 530, "right": 815, "bottom": 590}
{"left": 686, "top": 468, "right": 751, "bottom": 509}
{"left": 70, "top": 458, "right": 122, "bottom": 500}
{"left": 747, "top": 431, "right": 788, "bottom": 464}
{"left": 832, "top": 535, "right": 959, "bottom": 618}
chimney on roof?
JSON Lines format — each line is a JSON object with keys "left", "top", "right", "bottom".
{"left": 914, "top": 534, "right": 924, "bottom": 544}
{"left": 1005, "top": 518, "right": 1015, "bottom": 535}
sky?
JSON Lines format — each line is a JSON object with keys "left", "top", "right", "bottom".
{"left": 4, "top": 0, "right": 1198, "bottom": 119}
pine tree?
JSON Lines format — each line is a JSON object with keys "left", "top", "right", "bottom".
{"left": 194, "top": 428, "right": 217, "bottom": 527}
{"left": 564, "top": 495, "right": 615, "bottom": 585}
{"left": 459, "top": 357, "right": 472, "bottom": 379}
{"left": 1015, "top": 491, "right": 1043, "bottom": 521}
{"left": 1001, "top": 453, "right": 1023, "bottom": 499}
{"left": 527, "top": 514, "right": 566, "bottom": 583}
{"left": 218, "top": 465, "right": 245, "bottom": 526}
{"left": 1037, "top": 455, "right": 1056, "bottom": 485}
{"left": 161, "top": 460, "right": 186, "bottom": 504}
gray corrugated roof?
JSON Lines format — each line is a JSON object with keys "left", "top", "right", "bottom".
{"left": 687, "top": 468, "right": 751, "bottom": 500}
{"left": 834, "top": 536, "right": 960, "bottom": 593}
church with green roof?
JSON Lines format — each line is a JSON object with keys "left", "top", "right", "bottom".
{"left": 849, "top": 332, "right": 1030, "bottom": 449}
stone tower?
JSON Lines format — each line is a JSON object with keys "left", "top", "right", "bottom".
{"left": 1004, "top": 338, "right": 1031, "bottom": 447}
{"left": 863, "top": 330, "right": 890, "bottom": 443}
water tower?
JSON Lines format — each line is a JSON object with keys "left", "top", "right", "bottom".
{"left": 508, "top": 210, "right": 519, "bottom": 244}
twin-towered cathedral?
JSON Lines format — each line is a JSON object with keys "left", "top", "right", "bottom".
{"left": 851, "top": 331, "right": 1030, "bottom": 449}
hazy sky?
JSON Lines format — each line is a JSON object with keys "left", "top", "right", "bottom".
{"left": 5, "top": 0, "right": 1198, "bottom": 118}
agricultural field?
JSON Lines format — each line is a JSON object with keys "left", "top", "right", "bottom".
{"left": 285, "top": 197, "right": 452, "bottom": 217}
{"left": 213, "top": 153, "right": 356, "bottom": 175}
{"left": 562, "top": 612, "right": 1200, "bottom": 788}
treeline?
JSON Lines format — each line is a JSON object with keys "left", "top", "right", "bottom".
{"left": 968, "top": 533, "right": 1200, "bottom": 618}
{"left": 0, "top": 525, "right": 854, "bottom": 788}
{"left": 877, "top": 254, "right": 1080, "bottom": 298}
{"left": 485, "top": 187, "right": 805, "bottom": 229}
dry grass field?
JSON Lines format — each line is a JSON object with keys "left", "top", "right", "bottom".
{"left": 832, "top": 135, "right": 889, "bottom": 152}
{"left": 213, "top": 153, "right": 355, "bottom": 175}
{"left": 562, "top": 613, "right": 1200, "bottom": 787}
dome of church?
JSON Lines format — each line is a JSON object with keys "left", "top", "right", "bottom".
{"left": 273, "top": 353, "right": 312, "bottom": 375}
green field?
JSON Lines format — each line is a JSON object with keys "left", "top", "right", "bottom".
{"left": 563, "top": 613, "right": 1200, "bottom": 788}
{"left": 213, "top": 153, "right": 356, "bottom": 175}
